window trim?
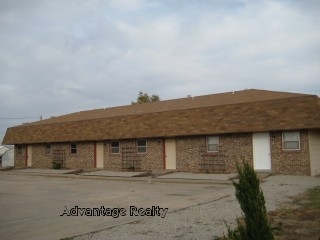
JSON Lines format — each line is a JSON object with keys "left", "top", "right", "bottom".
{"left": 137, "top": 139, "right": 147, "bottom": 154}
{"left": 110, "top": 141, "right": 120, "bottom": 154}
{"left": 282, "top": 131, "right": 300, "bottom": 151}
{"left": 206, "top": 136, "right": 219, "bottom": 153}
{"left": 70, "top": 143, "right": 77, "bottom": 154}
{"left": 45, "top": 144, "right": 51, "bottom": 155}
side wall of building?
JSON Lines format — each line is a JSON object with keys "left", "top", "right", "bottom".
{"left": 308, "top": 130, "right": 320, "bottom": 176}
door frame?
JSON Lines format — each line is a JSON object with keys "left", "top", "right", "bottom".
{"left": 252, "top": 132, "right": 271, "bottom": 171}
{"left": 164, "top": 139, "right": 176, "bottom": 170}
{"left": 26, "top": 145, "right": 32, "bottom": 167}
{"left": 95, "top": 142, "right": 104, "bottom": 168}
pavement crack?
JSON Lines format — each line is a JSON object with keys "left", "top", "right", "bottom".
{"left": 168, "top": 194, "right": 232, "bottom": 214}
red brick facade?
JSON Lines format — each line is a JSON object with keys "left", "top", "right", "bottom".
{"left": 176, "top": 134, "right": 253, "bottom": 173}
{"left": 104, "top": 138, "right": 164, "bottom": 171}
{"left": 14, "top": 142, "right": 95, "bottom": 169}
{"left": 31, "top": 144, "right": 52, "bottom": 168}
{"left": 14, "top": 130, "right": 313, "bottom": 175}
{"left": 271, "top": 130, "right": 310, "bottom": 175}
{"left": 14, "top": 145, "right": 26, "bottom": 168}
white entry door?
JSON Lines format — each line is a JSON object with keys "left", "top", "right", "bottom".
{"left": 96, "top": 142, "right": 104, "bottom": 168}
{"left": 27, "top": 145, "right": 32, "bottom": 167}
{"left": 165, "top": 139, "right": 176, "bottom": 169}
{"left": 253, "top": 132, "right": 271, "bottom": 170}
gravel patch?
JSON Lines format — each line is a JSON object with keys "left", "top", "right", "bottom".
{"left": 74, "top": 175, "right": 320, "bottom": 240}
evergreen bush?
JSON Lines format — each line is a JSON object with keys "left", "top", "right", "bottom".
{"left": 225, "top": 161, "right": 274, "bottom": 240}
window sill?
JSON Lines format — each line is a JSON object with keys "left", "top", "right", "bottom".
{"left": 282, "top": 149, "right": 301, "bottom": 152}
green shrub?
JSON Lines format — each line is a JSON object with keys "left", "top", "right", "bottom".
{"left": 224, "top": 161, "right": 274, "bottom": 240}
{"left": 52, "top": 162, "right": 62, "bottom": 169}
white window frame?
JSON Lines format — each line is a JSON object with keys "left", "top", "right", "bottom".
{"left": 110, "top": 141, "right": 120, "bottom": 154}
{"left": 137, "top": 139, "right": 147, "bottom": 153}
{"left": 207, "top": 136, "right": 219, "bottom": 152}
{"left": 282, "top": 131, "right": 300, "bottom": 150}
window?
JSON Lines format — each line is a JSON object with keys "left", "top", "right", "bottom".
{"left": 70, "top": 143, "right": 77, "bottom": 154}
{"left": 111, "top": 141, "right": 120, "bottom": 154}
{"left": 283, "top": 131, "right": 300, "bottom": 150}
{"left": 45, "top": 144, "right": 51, "bottom": 155}
{"left": 207, "top": 136, "right": 219, "bottom": 152}
{"left": 137, "top": 139, "right": 147, "bottom": 153}
{"left": 17, "top": 146, "right": 23, "bottom": 155}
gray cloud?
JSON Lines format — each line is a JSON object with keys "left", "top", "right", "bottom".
{"left": 1, "top": 0, "right": 320, "bottom": 142}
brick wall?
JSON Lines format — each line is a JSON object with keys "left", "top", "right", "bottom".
{"left": 14, "top": 145, "right": 26, "bottom": 168}
{"left": 220, "top": 133, "right": 253, "bottom": 172}
{"left": 104, "top": 140, "right": 124, "bottom": 171}
{"left": 105, "top": 138, "right": 164, "bottom": 171}
{"left": 20, "top": 142, "right": 95, "bottom": 169}
{"left": 176, "top": 133, "right": 253, "bottom": 173}
{"left": 271, "top": 130, "right": 310, "bottom": 175}
{"left": 12, "top": 131, "right": 312, "bottom": 175}
{"left": 176, "top": 136, "right": 204, "bottom": 172}
{"left": 61, "top": 142, "right": 95, "bottom": 169}
{"left": 32, "top": 144, "right": 52, "bottom": 168}
{"left": 141, "top": 138, "right": 164, "bottom": 171}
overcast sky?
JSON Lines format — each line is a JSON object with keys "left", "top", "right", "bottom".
{"left": 1, "top": 0, "right": 320, "bottom": 143}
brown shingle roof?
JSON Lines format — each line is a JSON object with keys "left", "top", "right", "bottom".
{"left": 3, "top": 89, "right": 320, "bottom": 144}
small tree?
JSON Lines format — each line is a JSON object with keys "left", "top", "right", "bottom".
{"left": 131, "top": 91, "right": 160, "bottom": 104}
{"left": 225, "top": 161, "right": 274, "bottom": 240}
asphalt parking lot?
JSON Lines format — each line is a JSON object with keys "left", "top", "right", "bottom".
{"left": 0, "top": 173, "right": 234, "bottom": 240}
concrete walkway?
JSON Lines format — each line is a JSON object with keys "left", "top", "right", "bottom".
{"left": 3, "top": 168, "right": 236, "bottom": 184}
{"left": 157, "top": 172, "right": 237, "bottom": 180}
{"left": 81, "top": 170, "right": 237, "bottom": 180}
{"left": 9, "top": 168, "right": 79, "bottom": 174}
{"left": 81, "top": 170, "right": 150, "bottom": 178}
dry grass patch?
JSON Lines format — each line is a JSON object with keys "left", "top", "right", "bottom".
{"left": 269, "top": 187, "right": 320, "bottom": 240}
